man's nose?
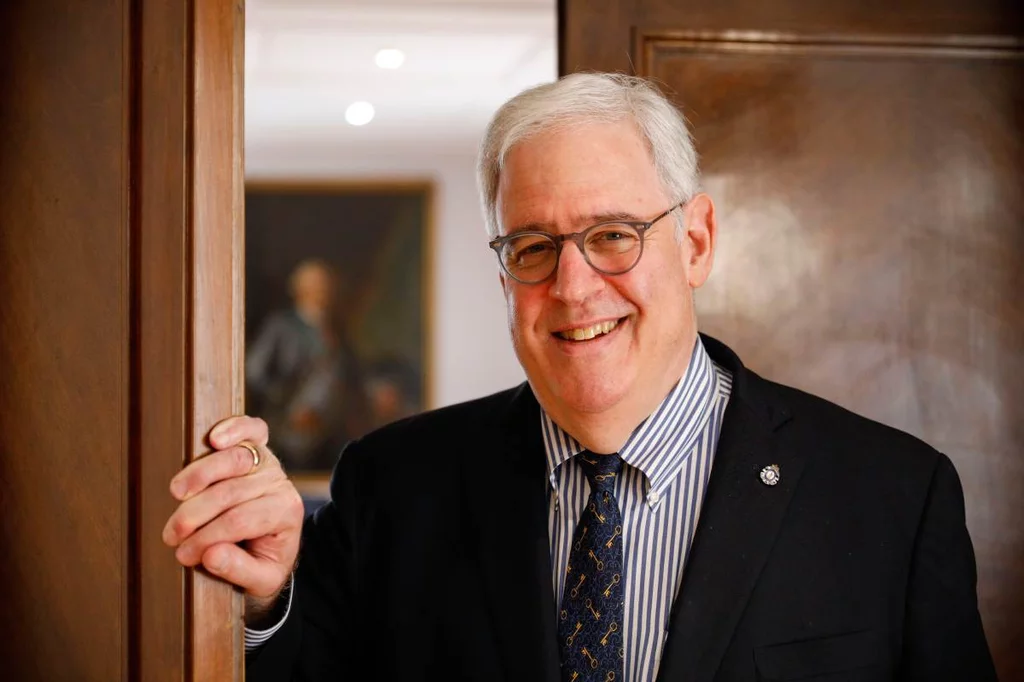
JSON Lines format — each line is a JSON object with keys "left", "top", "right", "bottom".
{"left": 549, "top": 241, "right": 603, "bottom": 303}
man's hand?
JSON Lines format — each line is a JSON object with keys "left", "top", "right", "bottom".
{"left": 162, "top": 415, "right": 305, "bottom": 619}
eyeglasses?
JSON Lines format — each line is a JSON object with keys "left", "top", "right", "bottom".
{"left": 488, "top": 203, "right": 683, "bottom": 284}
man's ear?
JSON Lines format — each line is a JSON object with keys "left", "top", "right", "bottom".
{"left": 682, "top": 193, "right": 716, "bottom": 289}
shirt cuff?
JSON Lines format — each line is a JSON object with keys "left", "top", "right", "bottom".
{"left": 243, "top": 574, "right": 295, "bottom": 652}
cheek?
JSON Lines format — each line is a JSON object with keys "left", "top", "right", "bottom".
{"left": 505, "top": 290, "right": 541, "bottom": 341}
{"left": 645, "top": 283, "right": 693, "bottom": 344}
{"left": 629, "top": 251, "right": 689, "bottom": 315}
{"left": 621, "top": 278, "right": 688, "bottom": 345}
{"left": 613, "top": 275, "right": 656, "bottom": 318}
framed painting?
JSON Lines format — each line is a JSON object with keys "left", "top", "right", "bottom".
{"left": 244, "top": 180, "right": 433, "bottom": 504}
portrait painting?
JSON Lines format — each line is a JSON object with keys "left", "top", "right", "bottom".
{"left": 244, "top": 181, "right": 432, "bottom": 500}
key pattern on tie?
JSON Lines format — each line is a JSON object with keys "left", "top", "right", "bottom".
{"left": 558, "top": 452, "right": 625, "bottom": 682}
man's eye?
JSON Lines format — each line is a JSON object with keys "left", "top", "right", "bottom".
{"left": 590, "top": 227, "right": 638, "bottom": 243}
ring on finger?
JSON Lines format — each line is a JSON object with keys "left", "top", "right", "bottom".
{"left": 239, "top": 441, "right": 260, "bottom": 473}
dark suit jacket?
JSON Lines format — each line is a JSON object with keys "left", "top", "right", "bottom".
{"left": 247, "top": 334, "right": 996, "bottom": 681}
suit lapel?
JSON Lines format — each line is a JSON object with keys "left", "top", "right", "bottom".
{"left": 656, "top": 336, "right": 805, "bottom": 682}
{"left": 463, "top": 384, "right": 561, "bottom": 682}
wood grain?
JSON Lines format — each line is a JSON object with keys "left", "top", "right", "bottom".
{"left": 0, "top": 0, "right": 246, "bottom": 678}
{"left": 135, "top": 0, "right": 190, "bottom": 679}
{"left": 562, "top": 0, "right": 1024, "bottom": 74}
{"left": 189, "top": 0, "right": 247, "bottom": 680}
{"left": 0, "top": 0, "right": 129, "bottom": 679}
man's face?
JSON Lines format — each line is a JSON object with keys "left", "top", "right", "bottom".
{"left": 495, "top": 120, "right": 714, "bottom": 423}
{"left": 293, "top": 264, "right": 334, "bottom": 312}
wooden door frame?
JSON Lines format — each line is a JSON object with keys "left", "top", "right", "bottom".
{"left": 135, "top": 0, "right": 245, "bottom": 679}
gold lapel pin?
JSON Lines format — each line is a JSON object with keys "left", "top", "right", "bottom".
{"left": 760, "top": 464, "right": 780, "bottom": 486}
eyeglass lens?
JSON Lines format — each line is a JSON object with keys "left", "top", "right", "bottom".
{"left": 498, "top": 223, "right": 643, "bottom": 283}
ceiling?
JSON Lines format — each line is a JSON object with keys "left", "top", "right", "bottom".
{"left": 245, "top": 0, "right": 558, "bottom": 156}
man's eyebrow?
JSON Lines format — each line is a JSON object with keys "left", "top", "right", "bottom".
{"left": 582, "top": 210, "right": 643, "bottom": 224}
{"left": 504, "top": 211, "right": 644, "bottom": 235}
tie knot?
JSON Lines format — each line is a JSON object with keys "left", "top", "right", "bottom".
{"left": 576, "top": 451, "right": 623, "bottom": 493}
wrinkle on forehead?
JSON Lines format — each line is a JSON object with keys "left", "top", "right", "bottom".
{"left": 503, "top": 209, "right": 653, "bottom": 236}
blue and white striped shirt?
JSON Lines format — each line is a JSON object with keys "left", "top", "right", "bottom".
{"left": 543, "top": 337, "right": 733, "bottom": 682}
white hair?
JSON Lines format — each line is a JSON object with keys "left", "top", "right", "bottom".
{"left": 476, "top": 72, "right": 701, "bottom": 239}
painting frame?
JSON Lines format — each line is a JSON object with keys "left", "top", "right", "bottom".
{"left": 244, "top": 179, "right": 435, "bottom": 504}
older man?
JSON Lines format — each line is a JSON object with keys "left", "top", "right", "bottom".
{"left": 163, "top": 73, "right": 995, "bottom": 682}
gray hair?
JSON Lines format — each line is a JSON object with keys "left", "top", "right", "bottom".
{"left": 476, "top": 72, "right": 700, "bottom": 239}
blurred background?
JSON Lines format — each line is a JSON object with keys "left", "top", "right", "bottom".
{"left": 244, "top": 0, "right": 554, "bottom": 405}
{"left": 242, "top": 0, "right": 555, "bottom": 485}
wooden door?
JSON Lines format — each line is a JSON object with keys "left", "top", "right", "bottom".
{"left": 562, "top": 1, "right": 1023, "bottom": 679}
{"left": 0, "top": 0, "right": 245, "bottom": 679}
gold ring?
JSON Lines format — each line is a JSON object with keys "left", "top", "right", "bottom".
{"left": 239, "top": 441, "right": 260, "bottom": 472}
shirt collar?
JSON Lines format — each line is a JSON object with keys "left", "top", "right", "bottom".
{"left": 541, "top": 336, "right": 719, "bottom": 507}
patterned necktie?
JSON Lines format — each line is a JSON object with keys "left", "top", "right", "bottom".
{"left": 558, "top": 451, "right": 625, "bottom": 682}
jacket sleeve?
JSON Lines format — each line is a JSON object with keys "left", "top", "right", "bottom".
{"left": 245, "top": 439, "right": 367, "bottom": 681}
{"left": 899, "top": 452, "right": 997, "bottom": 681}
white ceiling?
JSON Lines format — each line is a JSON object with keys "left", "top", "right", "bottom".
{"left": 245, "top": 0, "right": 558, "bottom": 156}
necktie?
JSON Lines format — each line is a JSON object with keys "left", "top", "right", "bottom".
{"left": 558, "top": 451, "right": 625, "bottom": 682}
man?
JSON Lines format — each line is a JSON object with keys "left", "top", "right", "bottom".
{"left": 163, "top": 73, "right": 996, "bottom": 681}
{"left": 246, "top": 258, "right": 369, "bottom": 471}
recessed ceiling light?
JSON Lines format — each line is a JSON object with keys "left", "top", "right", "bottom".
{"left": 375, "top": 48, "right": 405, "bottom": 69}
{"left": 345, "top": 101, "right": 375, "bottom": 126}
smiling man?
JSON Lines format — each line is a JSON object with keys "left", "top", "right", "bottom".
{"left": 490, "top": 117, "right": 713, "bottom": 457}
{"left": 163, "top": 73, "right": 995, "bottom": 682}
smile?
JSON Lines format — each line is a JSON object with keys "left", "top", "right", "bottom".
{"left": 555, "top": 318, "right": 623, "bottom": 342}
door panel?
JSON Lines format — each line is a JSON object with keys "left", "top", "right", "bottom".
{"left": 0, "top": 1, "right": 130, "bottom": 679}
{"left": 0, "top": 0, "right": 245, "bottom": 679}
{"left": 562, "top": 3, "right": 1023, "bottom": 679}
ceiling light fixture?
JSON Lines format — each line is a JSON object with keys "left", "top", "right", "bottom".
{"left": 375, "top": 48, "right": 405, "bottom": 69}
{"left": 345, "top": 101, "right": 375, "bottom": 126}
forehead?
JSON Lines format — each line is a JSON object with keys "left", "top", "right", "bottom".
{"left": 495, "top": 120, "right": 666, "bottom": 232}
{"left": 294, "top": 265, "right": 331, "bottom": 284}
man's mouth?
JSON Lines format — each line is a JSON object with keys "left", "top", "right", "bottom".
{"left": 555, "top": 318, "right": 623, "bottom": 341}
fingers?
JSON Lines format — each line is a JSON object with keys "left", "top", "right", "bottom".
{"left": 208, "top": 415, "right": 269, "bottom": 451}
{"left": 164, "top": 413, "right": 303, "bottom": 599}
{"left": 168, "top": 412, "right": 270, "bottom": 501}
{"left": 201, "top": 542, "right": 293, "bottom": 599}
{"left": 169, "top": 441, "right": 274, "bottom": 501}
{"left": 173, "top": 491, "right": 303, "bottom": 580}
{"left": 163, "top": 470, "right": 267, "bottom": 547}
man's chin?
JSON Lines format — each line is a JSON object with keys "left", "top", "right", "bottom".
{"left": 524, "top": 362, "right": 632, "bottom": 412}
{"left": 551, "top": 382, "right": 630, "bottom": 416}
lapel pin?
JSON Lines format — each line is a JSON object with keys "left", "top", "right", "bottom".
{"left": 759, "top": 464, "right": 780, "bottom": 486}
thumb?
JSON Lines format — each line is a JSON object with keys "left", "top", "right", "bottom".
{"left": 201, "top": 542, "right": 291, "bottom": 599}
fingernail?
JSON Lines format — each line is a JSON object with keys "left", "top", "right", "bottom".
{"left": 211, "top": 424, "right": 231, "bottom": 443}
{"left": 209, "top": 553, "right": 226, "bottom": 574}
{"left": 170, "top": 479, "right": 187, "bottom": 500}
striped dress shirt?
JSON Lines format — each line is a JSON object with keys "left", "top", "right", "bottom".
{"left": 544, "top": 337, "right": 733, "bottom": 682}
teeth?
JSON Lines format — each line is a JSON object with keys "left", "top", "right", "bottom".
{"left": 559, "top": 319, "right": 619, "bottom": 341}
